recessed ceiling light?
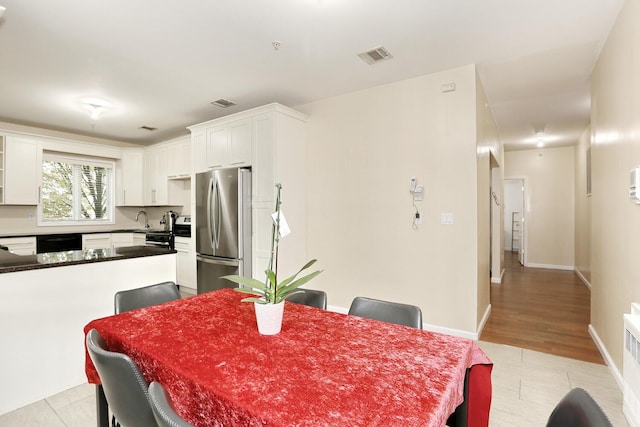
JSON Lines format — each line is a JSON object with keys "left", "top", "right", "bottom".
{"left": 358, "top": 46, "right": 393, "bottom": 65}
{"left": 210, "top": 99, "right": 236, "bottom": 108}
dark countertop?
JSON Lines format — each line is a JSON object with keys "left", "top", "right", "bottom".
{"left": 0, "top": 229, "right": 149, "bottom": 239}
{"left": 0, "top": 245, "right": 176, "bottom": 274}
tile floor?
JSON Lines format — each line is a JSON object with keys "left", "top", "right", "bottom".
{"left": 0, "top": 341, "right": 629, "bottom": 426}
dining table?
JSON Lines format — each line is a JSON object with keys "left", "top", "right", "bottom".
{"left": 84, "top": 288, "right": 492, "bottom": 427}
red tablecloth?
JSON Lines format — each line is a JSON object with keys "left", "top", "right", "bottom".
{"left": 85, "top": 289, "right": 491, "bottom": 427}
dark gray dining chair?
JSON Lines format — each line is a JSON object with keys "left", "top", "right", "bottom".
{"left": 86, "top": 329, "right": 157, "bottom": 427}
{"left": 148, "top": 381, "right": 195, "bottom": 427}
{"left": 114, "top": 281, "right": 181, "bottom": 314}
{"left": 546, "top": 388, "right": 613, "bottom": 427}
{"left": 348, "top": 296, "right": 422, "bottom": 329}
{"left": 286, "top": 288, "right": 328, "bottom": 309}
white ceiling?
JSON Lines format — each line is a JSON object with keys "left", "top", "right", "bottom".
{"left": 0, "top": 0, "right": 624, "bottom": 150}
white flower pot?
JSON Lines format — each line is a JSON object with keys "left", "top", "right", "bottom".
{"left": 254, "top": 301, "right": 285, "bottom": 335}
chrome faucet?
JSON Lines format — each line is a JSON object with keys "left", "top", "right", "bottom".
{"left": 135, "top": 210, "right": 150, "bottom": 229}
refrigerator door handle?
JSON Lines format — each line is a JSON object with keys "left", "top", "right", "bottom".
{"left": 196, "top": 255, "right": 239, "bottom": 267}
{"left": 207, "top": 177, "right": 215, "bottom": 250}
{"left": 213, "top": 177, "right": 222, "bottom": 249}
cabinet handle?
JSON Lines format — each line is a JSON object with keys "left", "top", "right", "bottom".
{"left": 123, "top": 189, "right": 126, "bottom": 205}
{"left": 38, "top": 186, "right": 41, "bottom": 204}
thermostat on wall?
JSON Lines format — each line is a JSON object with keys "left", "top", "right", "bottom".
{"left": 630, "top": 167, "right": 640, "bottom": 203}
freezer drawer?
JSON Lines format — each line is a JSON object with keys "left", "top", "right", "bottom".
{"left": 197, "top": 255, "right": 240, "bottom": 294}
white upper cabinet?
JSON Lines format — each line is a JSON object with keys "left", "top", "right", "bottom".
{"left": 204, "top": 118, "right": 252, "bottom": 170}
{"left": 144, "top": 144, "right": 183, "bottom": 206}
{"left": 144, "top": 146, "right": 168, "bottom": 205}
{"left": 4, "top": 135, "right": 41, "bottom": 205}
{"left": 228, "top": 118, "right": 252, "bottom": 166}
{"left": 167, "top": 137, "right": 191, "bottom": 179}
{"left": 116, "top": 149, "right": 144, "bottom": 206}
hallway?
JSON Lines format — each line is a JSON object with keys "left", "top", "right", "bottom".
{"left": 481, "top": 252, "right": 604, "bottom": 364}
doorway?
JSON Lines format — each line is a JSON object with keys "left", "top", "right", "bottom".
{"left": 504, "top": 178, "right": 525, "bottom": 266}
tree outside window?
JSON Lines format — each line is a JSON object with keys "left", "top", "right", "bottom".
{"left": 40, "top": 155, "right": 114, "bottom": 224}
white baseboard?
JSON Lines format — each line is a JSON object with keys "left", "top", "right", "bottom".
{"left": 574, "top": 268, "right": 592, "bottom": 290}
{"left": 491, "top": 269, "right": 505, "bottom": 284}
{"left": 526, "top": 262, "right": 574, "bottom": 271}
{"left": 423, "top": 323, "right": 478, "bottom": 340}
{"left": 477, "top": 304, "right": 491, "bottom": 338}
{"left": 327, "top": 305, "right": 348, "bottom": 314}
{"left": 328, "top": 305, "right": 479, "bottom": 340}
{"left": 589, "top": 324, "right": 624, "bottom": 391}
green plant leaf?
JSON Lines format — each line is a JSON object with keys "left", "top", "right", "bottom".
{"left": 222, "top": 275, "right": 268, "bottom": 291}
{"left": 234, "top": 288, "right": 266, "bottom": 297}
{"left": 277, "top": 270, "right": 323, "bottom": 297}
{"left": 278, "top": 259, "right": 318, "bottom": 288}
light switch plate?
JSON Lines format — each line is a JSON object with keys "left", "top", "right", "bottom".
{"left": 440, "top": 213, "right": 454, "bottom": 225}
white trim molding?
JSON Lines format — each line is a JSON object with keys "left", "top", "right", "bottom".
{"left": 526, "top": 263, "right": 574, "bottom": 271}
{"left": 476, "top": 304, "right": 492, "bottom": 338}
{"left": 574, "top": 268, "right": 592, "bottom": 290}
{"left": 491, "top": 268, "right": 505, "bottom": 284}
{"left": 589, "top": 324, "right": 624, "bottom": 391}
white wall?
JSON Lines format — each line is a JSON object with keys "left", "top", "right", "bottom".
{"left": 505, "top": 147, "right": 576, "bottom": 269}
{"left": 297, "top": 64, "right": 494, "bottom": 335}
{"left": 590, "top": 0, "right": 640, "bottom": 372}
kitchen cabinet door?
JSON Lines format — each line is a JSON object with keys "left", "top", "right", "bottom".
{"left": 82, "top": 233, "right": 112, "bottom": 250}
{"left": 228, "top": 118, "right": 252, "bottom": 166}
{"left": 4, "top": 136, "right": 40, "bottom": 205}
{"left": 168, "top": 137, "right": 191, "bottom": 179}
{"left": 205, "top": 118, "right": 251, "bottom": 170}
{"left": 144, "top": 146, "right": 169, "bottom": 205}
{"left": 116, "top": 150, "right": 144, "bottom": 206}
{"left": 175, "top": 236, "right": 195, "bottom": 292}
{"left": 206, "top": 126, "right": 227, "bottom": 169}
{"left": 110, "top": 233, "right": 134, "bottom": 249}
{"left": 0, "top": 237, "right": 37, "bottom": 255}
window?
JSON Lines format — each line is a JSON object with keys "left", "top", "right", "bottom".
{"left": 39, "top": 153, "right": 114, "bottom": 225}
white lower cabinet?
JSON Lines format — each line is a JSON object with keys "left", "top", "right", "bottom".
{"left": 0, "top": 237, "right": 37, "bottom": 255}
{"left": 175, "top": 236, "right": 195, "bottom": 293}
{"left": 133, "top": 233, "right": 146, "bottom": 246}
{"left": 82, "top": 233, "right": 112, "bottom": 250}
{"left": 110, "top": 232, "right": 146, "bottom": 249}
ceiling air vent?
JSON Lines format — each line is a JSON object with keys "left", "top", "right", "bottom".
{"left": 139, "top": 126, "right": 158, "bottom": 131}
{"left": 358, "top": 46, "right": 393, "bottom": 65}
{"left": 210, "top": 99, "right": 236, "bottom": 108}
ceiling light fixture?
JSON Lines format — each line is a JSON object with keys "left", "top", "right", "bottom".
{"left": 82, "top": 97, "right": 110, "bottom": 120}
{"left": 535, "top": 130, "right": 545, "bottom": 148}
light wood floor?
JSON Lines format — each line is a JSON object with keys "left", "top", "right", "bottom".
{"left": 481, "top": 251, "right": 604, "bottom": 364}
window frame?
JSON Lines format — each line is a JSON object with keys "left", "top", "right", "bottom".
{"left": 37, "top": 152, "right": 115, "bottom": 227}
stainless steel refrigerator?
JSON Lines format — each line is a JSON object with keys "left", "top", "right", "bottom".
{"left": 195, "top": 167, "right": 252, "bottom": 294}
